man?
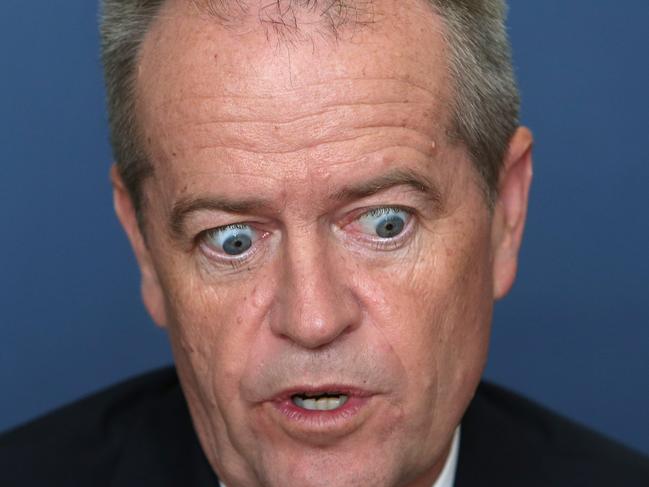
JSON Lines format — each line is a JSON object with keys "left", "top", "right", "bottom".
{"left": 1, "top": 0, "right": 648, "bottom": 485}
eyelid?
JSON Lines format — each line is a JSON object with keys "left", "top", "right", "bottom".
{"left": 360, "top": 206, "right": 408, "bottom": 219}
{"left": 205, "top": 223, "right": 253, "bottom": 242}
{"left": 338, "top": 204, "right": 409, "bottom": 227}
{"left": 340, "top": 205, "right": 416, "bottom": 251}
{"left": 197, "top": 222, "right": 269, "bottom": 267}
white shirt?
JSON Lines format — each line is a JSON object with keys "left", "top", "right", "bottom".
{"left": 433, "top": 426, "right": 461, "bottom": 487}
{"left": 218, "top": 426, "right": 461, "bottom": 487}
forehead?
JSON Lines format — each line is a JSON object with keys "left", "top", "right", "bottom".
{"left": 141, "top": 0, "right": 447, "bottom": 76}
{"left": 135, "top": 0, "right": 460, "bottom": 201}
{"left": 137, "top": 0, "right": 452, "bottom": 126}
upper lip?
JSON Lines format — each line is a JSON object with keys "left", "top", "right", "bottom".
{"left": 269, "top": 385, "right": 375, "bottom": 403}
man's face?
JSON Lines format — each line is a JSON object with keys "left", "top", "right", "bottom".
{"left": 115, "top": 0, "right": 531, "bottom": 485}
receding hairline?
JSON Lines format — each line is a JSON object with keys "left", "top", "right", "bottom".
{"left": 130, "top": 0, "right": 476, "bottom": 229}
{"left": 101, "top": 0, "right": 519, "bottom": 229}
{"left": 177, "top": 0, "right": 380, "bottom": 34}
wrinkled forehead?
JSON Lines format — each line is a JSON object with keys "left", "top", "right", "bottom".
{"left": 136, "top": 0, "right": 453, "bottom": 127}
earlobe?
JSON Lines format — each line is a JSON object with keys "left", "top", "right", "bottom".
{"left": 491, "top": 127, "right": 534, "bottom": 300}
{"left": 110, "top": 165, "right": 168, "bottom": 328}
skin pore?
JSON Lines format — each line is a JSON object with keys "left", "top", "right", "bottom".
{"left": 112, "top": 0, "right": 533, "bottom": 486}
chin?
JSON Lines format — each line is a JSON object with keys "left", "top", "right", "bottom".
{"left": 261, "top": 451, "right": 394, "bottom": 487}
{"left": 247, "top": 433, "right": 441, "bottom": 487}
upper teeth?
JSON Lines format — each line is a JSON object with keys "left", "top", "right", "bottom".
{"left": 292, "top": 394, "right": 349, "bottom": 411}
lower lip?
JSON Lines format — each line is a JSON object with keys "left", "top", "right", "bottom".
{"left": 270, "top": 395, "right": 372, "bottom": 434}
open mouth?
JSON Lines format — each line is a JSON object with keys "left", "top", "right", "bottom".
{"left": 291, "top": 392, "right": 349, "bottom": 411}
{"left": 271, "top": 388, "right": 373, "bottom": 435}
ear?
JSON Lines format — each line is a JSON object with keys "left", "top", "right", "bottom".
{"left": 491, "top": 127, "right": 534, "bottom": 300}
{"left": 111, "top": 165, "right": 168, "bottom": 327}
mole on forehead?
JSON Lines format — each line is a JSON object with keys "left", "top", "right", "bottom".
{"left": 189, "top": 0, "right": 378, "bottom": 33}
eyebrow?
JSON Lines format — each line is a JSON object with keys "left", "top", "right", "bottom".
{"left": 169, "top": 168, "right": 442, "bottom": 237}
{"left": 170, "top": 196, "right": 271, "bottom": 237}
{"left": 332, "top": 168, "right": 443, "bottom": 206}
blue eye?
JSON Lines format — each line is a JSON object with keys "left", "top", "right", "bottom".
{"left": 358, "top": 208, "right": 409, "bottom": 239}
{"left": 205, "top": 224, "right": 255, "bottom": 256}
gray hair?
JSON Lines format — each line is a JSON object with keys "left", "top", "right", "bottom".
{"left": 100, "top": 0, "right": 519, "bottom": 225}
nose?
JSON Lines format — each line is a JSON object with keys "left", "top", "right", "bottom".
{"left": 271, "top": 233, "right": 362, "bottom": 349}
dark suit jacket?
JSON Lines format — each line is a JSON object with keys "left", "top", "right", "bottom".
{"left": 1, "top": 366, "right": 648, "bottom": 486}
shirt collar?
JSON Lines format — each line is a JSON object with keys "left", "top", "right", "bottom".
{"left": 432, "top": 426, "right": 461, "bottom": 487}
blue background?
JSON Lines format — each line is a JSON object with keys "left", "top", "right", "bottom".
{"left": 1, "top": 0, "right": 648, "bottom": 454}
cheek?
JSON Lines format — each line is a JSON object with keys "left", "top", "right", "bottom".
{"left": 165, "top": 271, "right": 271, "bottom": 379}
{"left": 160, "top": 264, "right": 280, "bottom": 468}
{"left": 364, "top": 226, "right": 492, "bottom": 347}
{"left": 357, "top": 216, "right": 494, "bottom": 412}
{"left": 413, "top": 222, "right": 493, "bottom": 374}
{"left": 158, "top": 252, "right": 277, "bottom": 412}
